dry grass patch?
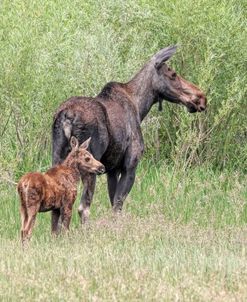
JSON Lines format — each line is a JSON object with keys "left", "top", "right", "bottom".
{"left": 0, "top": 214, "right": 247, "bottom": 301}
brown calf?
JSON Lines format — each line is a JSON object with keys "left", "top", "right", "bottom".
{"left": 17, "top": 137, "right": 105, "bottom": 245}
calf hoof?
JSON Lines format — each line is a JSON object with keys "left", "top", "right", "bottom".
{"left": 51, "top": 230, "right": 60, "bottom": 237}
{"left": 21, "top": 238, "right": 30, "bottom": 250}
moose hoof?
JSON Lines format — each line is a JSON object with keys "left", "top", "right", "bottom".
{"left": 112, "top": 204, "right": 123, "bottom": 214}
{"left": 78, "top": 206, "right": 90, "bottom": 224}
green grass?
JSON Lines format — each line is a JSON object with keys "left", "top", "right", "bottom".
{"left": 0, "top": 0, "right": 246, "bottom": 174}
{"left": 0, "top": 0, "right": 247, "bottom": 300}
{"left": 1, "top": 215, "right": 247, "bottom": 301}
{"left": 1, "top": 165, "right": 247, "bottom": 300}
{"left": 1, "top": 164, "right": 247, "bottom": 240}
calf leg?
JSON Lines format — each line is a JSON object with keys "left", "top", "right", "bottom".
{"left": 61, "top": 193, "right": 76, "bottom": 231}
{"left": 112, "top": 167, "right": 136, "bottom": 212}
{"left": 107, "top": 169, "right": 119, "bottom": 206}
{"left": 51, "top": 209, "right": 61, "bottom": 235}
{"left": 20, "top": 206, "right": 28, "bottom": 242}
{"left": 78, "top": 174, "right": 96, "bottom": 224}
{"left": 60, "top": 207, "right": 72, "bottom": 231}
{"left": 21, "top": 206, "right": 38, "bottom": 245}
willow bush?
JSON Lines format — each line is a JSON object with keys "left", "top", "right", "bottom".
{"left": 0, "top": 0, "right": 246, "bottom": 179}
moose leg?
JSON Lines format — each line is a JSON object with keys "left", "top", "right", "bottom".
{"left": 51, "top": 133, "right": 70, "bottom": 231}
{"left": 51, "top": 209, "right": 61, "bottom": 235}
{"left": 52, "top": 119, "right": 70, "bottom": 166}
{"left": 112, "top": 167, "right": 137, "bottom": 212}
{"left": 107, "top": 169, "right": 120, "bottom": 206}
{"left": 78, "top": 174, "right": 96, "bottom": 224}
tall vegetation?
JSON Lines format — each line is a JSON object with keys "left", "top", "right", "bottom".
{"left": 0, "top": 0, "right": 246, "bottom": 179}
{"left": 0, "top": 3, "right": 246, "bottom": 299}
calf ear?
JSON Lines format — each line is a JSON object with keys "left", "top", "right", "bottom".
{"left": 70, "top": 136, "right": 79, "bottom": 150}
{"left": 80, "top": 137, "right": 91, "bottom": 150}
{"left": 154, "top": 45, "right": 178, "bottom": 70}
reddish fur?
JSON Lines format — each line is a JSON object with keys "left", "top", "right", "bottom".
{"left": 17, "top": 139, "right": 104, "bottom": 245}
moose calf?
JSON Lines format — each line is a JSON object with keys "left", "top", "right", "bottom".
{"left": 17, "top": 137, "right": 105, "bottom": 245}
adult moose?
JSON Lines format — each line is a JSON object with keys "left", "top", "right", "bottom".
{"left": 52, "top": 45, "right": 207, "bottom": 224}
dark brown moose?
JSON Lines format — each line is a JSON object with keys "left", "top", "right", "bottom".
{"left": 17, "top": 137, "right": 105, "bottom": 245}
{"left": 52, "top": 45, "right": 207, "bottom": 223}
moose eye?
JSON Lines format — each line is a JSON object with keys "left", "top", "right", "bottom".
{"left": 171, "top": 72, "right": 176, "bottom": 79}
{"left": 85, "top": 157, "right": 90, "bottom": 162}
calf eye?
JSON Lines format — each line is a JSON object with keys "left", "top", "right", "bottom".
{"left": 85, "top": 157, "right": 90, "bottom": 162}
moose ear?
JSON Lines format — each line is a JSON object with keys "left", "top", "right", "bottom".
{"left": 154, "top": 45, "right": 178, "bottom": 70}
{"left": 80, "top": 137, "right": 91, "bottom": 150}
{"left": 70, "top": 136, "right": 79, "bottom": 150}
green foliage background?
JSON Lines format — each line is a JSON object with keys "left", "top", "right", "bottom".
{"left": 0, "top": 3, "right": 247, "bottom": 299}
{"left": 0, "top": 0, "right": 246, "bottom": 178}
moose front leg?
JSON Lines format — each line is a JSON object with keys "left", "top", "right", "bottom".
{"left": 112, "top": 167, "right": 136, "bottom": 212}
{"left": 78, "top": 173, "right": 96, "bottom": 224}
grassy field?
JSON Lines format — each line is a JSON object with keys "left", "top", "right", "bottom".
{"left": 1, "top": 216, "right": 247, "bottom": 301}
{"left": 1, "top": 165, "right": 247, "bottom": 300}
{"left": 0, "top": 0, "right": 247, "bottom": 300}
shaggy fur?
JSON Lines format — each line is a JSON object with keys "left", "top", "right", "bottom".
{"left": 52, "top": 45, "right": 207, "bottom": 223}
{"left": 17, "top": 137, "right": 104, "bottom": 245}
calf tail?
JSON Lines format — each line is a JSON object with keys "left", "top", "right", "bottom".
{"left": 17, "top": 183, "right": 28, "bottom": 222}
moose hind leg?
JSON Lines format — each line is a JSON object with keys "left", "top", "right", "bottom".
{"left": 78, "top": 174, "right": 96, "bottom": 224}
{"left": 112, "top": 167, "right": 137, "bottom": 213}
{"left": 52, "top": 114, "right": 71, "bottom": 166}
{"left": 107, "top": 169, "right": 119, "bottom": 207}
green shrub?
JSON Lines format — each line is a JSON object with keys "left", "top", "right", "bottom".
{"left": 0, "top": 0, "right": 246, "bottom": 177}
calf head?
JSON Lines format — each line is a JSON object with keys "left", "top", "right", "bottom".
{"left": 70, "top": 137, "right": 105, "bottom": 174}
{"left": 152, "top": 45, "right": 207, "bottom": 113}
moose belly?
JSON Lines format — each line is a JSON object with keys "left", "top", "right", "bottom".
{"left": 100, "top": 141, "right": 127, "bottom": 171}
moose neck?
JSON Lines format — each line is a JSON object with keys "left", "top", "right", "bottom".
{"left": 62, "top": 155, "right": 81, "bottom": 183}
{"left": 127, "top": 64, "right": 157, "bottom": 121}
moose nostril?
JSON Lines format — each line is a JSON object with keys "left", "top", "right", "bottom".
{"left": 99, "top": 166, "right": 105, "bottom": 173}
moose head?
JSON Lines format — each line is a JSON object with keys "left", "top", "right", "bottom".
{"left": 152, "top": 45, "right": 207, "bottom": 113}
